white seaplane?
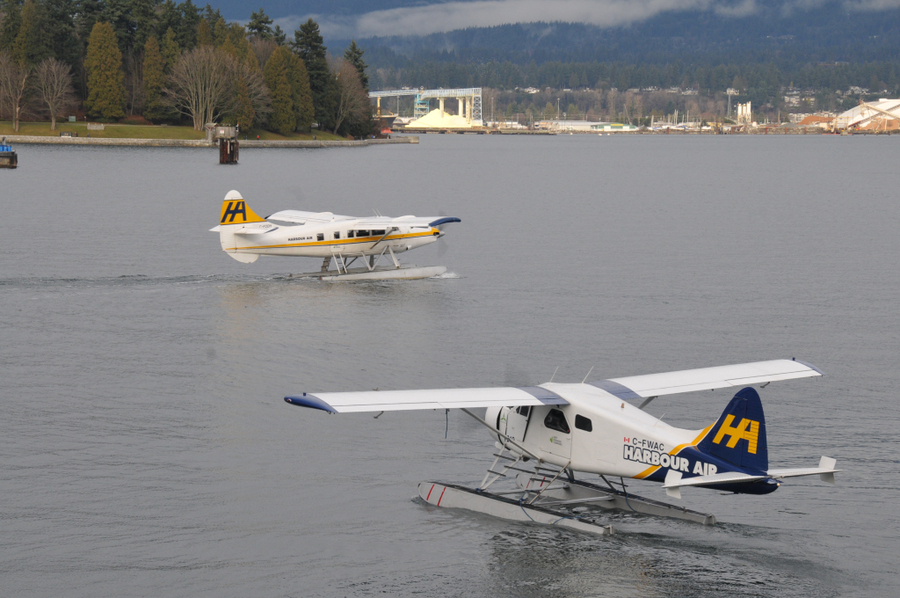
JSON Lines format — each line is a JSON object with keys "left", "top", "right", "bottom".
{"left": 210, "top": 190, "right": 460, "bottom": 280}
{"left": 285, "top": 359, "right": 838, "bottom": 535}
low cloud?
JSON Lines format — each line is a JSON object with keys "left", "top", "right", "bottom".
{"left": 272, "top": 0, "right": 898, "bottom": 39}
{"left": 277, "top": 0, "right": 724, "bottom": 39}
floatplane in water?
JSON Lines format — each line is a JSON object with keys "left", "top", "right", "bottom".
{"left": 211, "top": 190, "right": 460, "bottom": 280}
{"left": 285, "top": 359, "right": 838, "bottom": 535}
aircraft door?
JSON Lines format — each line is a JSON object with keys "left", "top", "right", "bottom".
{"left": 538, "top": 407, "right": 572, "bottom": 461}
{"left": 504, "top": 406, "right": 531, "bottom": 443}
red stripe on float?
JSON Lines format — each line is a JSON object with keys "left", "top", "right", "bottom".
{"left": 437, "top": 486, "right": 447, "bottom": 507}
{"left": 426, "top": 484, "right": 435, "bottom": 501}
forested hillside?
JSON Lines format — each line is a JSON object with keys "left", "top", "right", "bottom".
{"left": 0, "top": 2, "right": 372, "bottom": 137}
{"left": 342, "top": 4, "right": 900, "bottom": 119}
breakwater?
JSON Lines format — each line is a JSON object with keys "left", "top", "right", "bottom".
{"left": 1, "top": 135, "right": 419, "bottom": 147}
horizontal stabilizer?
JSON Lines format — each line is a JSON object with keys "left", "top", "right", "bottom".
{"left": 663, "top": 470, "right": 768, "bottom": 490}
{"left": 285, "top": 386, "right": 568, "bottom": 414}
{"left": 768, "top": 456, "right": 839, "bottom": 483}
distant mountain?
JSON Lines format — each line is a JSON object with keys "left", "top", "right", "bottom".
{"left": 338, "top": 2, "right": 900, "bottom": 69}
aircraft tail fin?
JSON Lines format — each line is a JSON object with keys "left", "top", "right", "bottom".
{"left": 217, "top": 190, "right": 265, "bottom": 226}
{"left": 697, "top": 387, "right": 768, "bottom": 471}
{"left": 211, "top": 190, "right": 265, "bottom": 263}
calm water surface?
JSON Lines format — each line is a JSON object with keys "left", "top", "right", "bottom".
{"left": 1, "top": 134, "right": 898, "bottom": 597}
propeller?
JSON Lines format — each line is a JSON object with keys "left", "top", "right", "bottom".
{"left": 433, "top": 210, "right": 459, "bottom": 258}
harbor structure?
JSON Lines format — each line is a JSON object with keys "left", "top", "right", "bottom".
{"left": 834, "top": 99, "right": 900, "bottom": 132}
{"left": 369, "top": 88, "right": 484, "bottom": 129}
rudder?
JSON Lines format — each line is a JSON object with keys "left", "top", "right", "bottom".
{"left": 697, "top": 387, "right": 768, "bottom": 471}
{"left": 219, "top": 190, "right": 265, "bottom": 226}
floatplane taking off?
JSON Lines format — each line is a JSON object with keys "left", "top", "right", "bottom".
{"left": 285, "top": 359, "right": 839, "bottom": 535}
{"left": 210, "top": 190, "right": 460, "bottom": 280}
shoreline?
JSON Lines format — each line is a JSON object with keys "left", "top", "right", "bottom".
{"left": 0, "top": 135, "right": 419, "bottom": 148}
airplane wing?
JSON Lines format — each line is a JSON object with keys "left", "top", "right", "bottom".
{"left": 266, "top": 210, "right": 350, "bottom": 224}
{"left": 592, "top": 359, "right": 822, "bottom": 400}
{"left": 285, "top": 386, "right": 568, "bottom": 413}
{"left": 353, "top": 216, "right": 461, "bottom": 229}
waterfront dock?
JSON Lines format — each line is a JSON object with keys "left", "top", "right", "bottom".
{"left": 0, "top": 135, "right": 419, "bottom": 148}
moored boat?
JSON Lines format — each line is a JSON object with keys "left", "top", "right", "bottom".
{"left": 0, "top": 138, "right": 17, "bottom": 169}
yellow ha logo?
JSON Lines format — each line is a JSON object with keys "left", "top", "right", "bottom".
{"left": 712, "top": 415, "right": 759, "bottom": 454}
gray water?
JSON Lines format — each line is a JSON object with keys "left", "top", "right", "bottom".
{"left": 2, "top": 134, "right": 897, "bottom": 597}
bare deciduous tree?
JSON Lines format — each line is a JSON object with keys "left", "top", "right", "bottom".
{"left": 164, "top": 47, "right": 238, "bottom": 130}
{"left": 164, "top": 46, "right": 272, "bottom": 132}
{"left": 330, "top": 58, "right": 369, "bottom": 135}
{"left": 0, "top": 52, "right": 31, "bottom": 132}
{"left": 33, "top": 58, "right": 76, "bottom": 130}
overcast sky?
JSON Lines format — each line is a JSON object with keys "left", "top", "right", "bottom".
{"left": 217, "top": 0, "right": 900, "bottom": 39}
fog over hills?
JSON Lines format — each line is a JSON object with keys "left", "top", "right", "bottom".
{"left": 336, "top": 3, "right": 900, "bottom": 68}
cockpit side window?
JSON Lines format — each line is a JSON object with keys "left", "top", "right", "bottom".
{"left": 543, "top": 409, "right": 570, "bottom": 434}
{"left": 575, "top": 414, "right": 592, "bottom": 432}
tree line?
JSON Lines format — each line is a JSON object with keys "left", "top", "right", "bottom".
{"left": 0, "top": 1, "right": 373, "bottom": 136}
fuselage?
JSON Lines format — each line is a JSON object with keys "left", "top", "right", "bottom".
{"left": 485, "top": 383, "right": 778, "bottom": 494}
{"left": 219, "top": 218, "right": 443, "bottom": 259}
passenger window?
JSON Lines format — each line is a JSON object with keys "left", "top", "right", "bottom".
{"left": 516, "top": 406, "right": 531, "bottom": 417}
{"left": 316, "top": 233, "right": 324, "bottom": 241}
{"left": 543, "top": 409, "right": 570, "bottom": 434}
{"left": 373, "top": 229, "right": 385, "bottom": 236}
{"left": 347, "top": 230, "right": 354, "bottom": 238}
{"left": 575, "top": 414, "right": 592, "bottom": 432}
{"left": 357, "top": 230, "right": 369, "bottom": 237}
{"left": 334, "top": 231, "right": 340, "bottom": 240}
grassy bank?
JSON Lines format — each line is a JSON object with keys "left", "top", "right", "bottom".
{"left": 0, "top": 121, "right": 347, "bottom": 141}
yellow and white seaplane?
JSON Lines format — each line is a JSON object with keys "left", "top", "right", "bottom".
{"left": 285, "top": 359, "right": 839, "bottom": 535}
{"left": 210, "top": 190, "right": 460, "bottom": 280}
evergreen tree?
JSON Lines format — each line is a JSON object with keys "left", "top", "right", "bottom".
{"left": 175, "top": 0, "right": 200, "bottom": 50}
{"left": 272, "top": 24, "right": 285, "bottom": 46}
{"left": 12, "top": 0, "right": 49, "bottom": 65}
{"left": 286, "top": 50, "right": 313, "bottom": 131}
{"left": 157, "top": 0, "right": 180, "bottom": 40}
{"left": 0, "top": 0, "right": 22, "bottom": 53}
{"left": 212, "top": 17, "right": 228, "bottom": 46}
{"left": 343, "top": 40, "right": 368, "bottom": 91}
{"left": 263, "top": 46, "right": 294, "bottom": 134}
{"left": 231, "top": 75, "right": 256, "bottom": 129}
{"left": 247, "top": 7, "right": 272, "bottom": 40}
{"left": 84, "top": 21, "right": 125, "bottom": 119}
{"left": 130, "top": 0, "right": 158, "bottom": 52}
{"left": 43, "top": 0, "right": 80, "bottom": 66}
{"left": 101, "top": 0, "right": 135, "bottom": 55}
{"left": 292, "top": 18, "right": 333, "bottom": 130}
{"left": 161, "top": 27, "right": 180, "bottom": 72}
{"left": 201, "top": 3, "right": 222, "bottom": 27}
{"left": 197, "top": 19, "right": 213, "bottom": 46}
{"left": 142, "top": 35, "right": 168, "bottom": 120}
